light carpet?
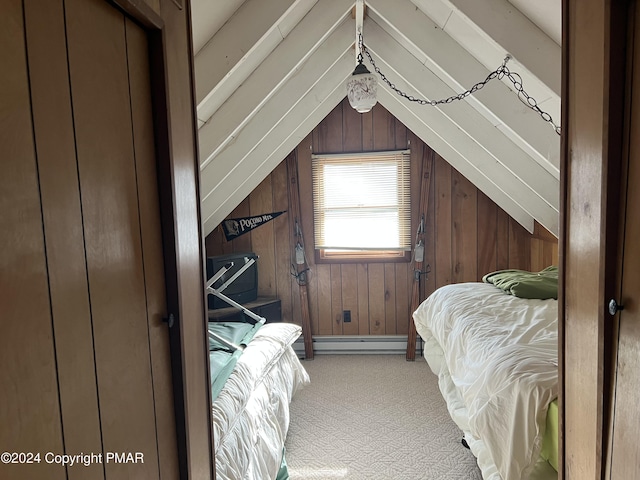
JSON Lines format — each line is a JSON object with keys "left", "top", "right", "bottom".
{"left": 285, "top": 354, "right": 482, "bottom": 480}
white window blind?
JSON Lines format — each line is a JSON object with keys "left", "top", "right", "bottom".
{"left": 311, "top": 150, "right": 411, "bottom": 253}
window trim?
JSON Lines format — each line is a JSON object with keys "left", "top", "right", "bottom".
{"left": 314, "top": 248, "right": 411, "bottom": 264}
{"left": 311, "top": 150, "right": 412, "bottom": 264}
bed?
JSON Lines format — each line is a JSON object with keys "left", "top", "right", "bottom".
{"left": 413, "top": 269, "right": 559, "bottom": 480}
{"left": 209, "top": 321, "right": 310, "bottom": 480}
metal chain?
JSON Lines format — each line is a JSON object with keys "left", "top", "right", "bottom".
{"left": 360, "top": 37, "right": 561, "bottom": 136}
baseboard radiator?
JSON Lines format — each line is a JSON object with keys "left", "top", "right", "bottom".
{"left": 292, "top": 335, "right": 423, "bottom": 356}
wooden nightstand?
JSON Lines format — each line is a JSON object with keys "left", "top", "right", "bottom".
{"left": 208, "top": 296, "right": 282, "bottom": 323}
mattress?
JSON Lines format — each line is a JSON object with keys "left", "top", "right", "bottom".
{"left": 212, "top": 323, "right": 310, "bottom": 480}
{"left": 414, "top": 282, "right": 558, "bottom": 480}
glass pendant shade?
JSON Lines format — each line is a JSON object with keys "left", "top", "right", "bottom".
{"left": 346, "top": 61, "right": 378, "bottom": 113}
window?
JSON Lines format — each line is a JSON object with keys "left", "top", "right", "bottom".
{"left": 311, "top": 150, "right": 411, "bottom": 262}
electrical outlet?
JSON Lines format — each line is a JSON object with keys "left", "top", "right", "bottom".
{"left": 343, "top": 310, "right": 351, "bottom": 323}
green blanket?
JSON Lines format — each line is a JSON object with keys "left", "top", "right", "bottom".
{"left": 276, "top": 448, "right": 289, "bottom": 480}
{"left": 482, "top": 266, "right": 558, "bottom": 299}
{"left": 209, "top": 321, "right": 263, "bottom": 400}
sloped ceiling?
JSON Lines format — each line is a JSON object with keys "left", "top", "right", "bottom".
{"left": 191, "top": 0, "right": 561, "bottom": 237}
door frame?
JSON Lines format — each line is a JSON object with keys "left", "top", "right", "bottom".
{"left": 560, "top": 0, "right": 629, "bottom": 478}
{"left": 109, "top": 1, "right": 214, "bottom": 478}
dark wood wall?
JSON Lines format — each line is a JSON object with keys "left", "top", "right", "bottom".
{"left": 1, "top": 1, "right": 213, "bottom": 479}
{"left": 206, "top": 99, "right": 558, "bottom": 336}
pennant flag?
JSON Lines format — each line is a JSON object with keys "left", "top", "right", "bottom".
{"left": 221, "top": 211, "right": 286, "bottom": 241}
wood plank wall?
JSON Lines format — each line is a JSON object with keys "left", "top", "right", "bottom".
{"left": 205, "top": 99, "right": 558, "bottom": 336}
{"left": 1, "top": 1, "right": 182, "bottom": 478}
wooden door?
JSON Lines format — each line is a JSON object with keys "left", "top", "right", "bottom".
{"left": 608, "top": 4, "right": 640, "bottom": 477}
{"left": 0, "top": 2, "right": 65, "bottom": 478}
{"left": 0, "top": 0, "right": 179, "bottom": 478}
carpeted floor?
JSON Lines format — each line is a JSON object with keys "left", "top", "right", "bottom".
{"left": 285, "top": 355, "right": 483, "bottom": 480}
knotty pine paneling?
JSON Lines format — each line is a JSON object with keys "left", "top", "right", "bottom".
{"left": 205, "top": 99, "right": 559, "bottom": 336}
{"left": 451, "top": 169, "right": 478, "bottom": 283}
{"left": 368, "top": 263, "right": 386, "bottom": 335}
{"left": 477, "top": 191, "right": 499, "bottom": 276}
{"left": 384, "top": 263, "right": 398, "bottom": 334}
{"left": 395, "top": 262, "right": 410, "bottom": 336}
{"left": 341, "top": 264, "right": 359, "bottom": 336}
{"left": 316, "top": 264, "right": 332, "bottom": 335}
{"left": 496, "top": 208, "right": 511, "bottom": 270}
{"left": 356, "top": 264, "right": 370, "bottom": 335}
{"left": 331, "top": 264, "right": 343, "bottom": 335}
{"left": 434, "top": 154, "right": 453, "bottom": 289}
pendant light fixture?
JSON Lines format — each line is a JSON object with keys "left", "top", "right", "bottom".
{"left": 346, "top": 0, "right": 377, "bottom": 113}
{"left": 344, "top": 1, "right": 560, "bottom": 134}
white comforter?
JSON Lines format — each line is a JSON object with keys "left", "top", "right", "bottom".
{"left": 413, "top": 283, "right": 558, "bottom": 480}
{"left": 212, "top": 323, "right": 310, "bottom": 480}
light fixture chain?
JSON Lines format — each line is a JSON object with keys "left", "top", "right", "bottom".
{"left": 360, "top": 38, "right": 561, "bottom": 136}
{"left": 356, "top": 29, "right": 364, "bottom": 64}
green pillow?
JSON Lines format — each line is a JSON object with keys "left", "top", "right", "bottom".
{"left": 482, "top": 265, "right": 558, "bottom": 299}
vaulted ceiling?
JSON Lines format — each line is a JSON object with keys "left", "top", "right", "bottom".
{"left": 191, "top": 0, "right": 561, "bottom": 238}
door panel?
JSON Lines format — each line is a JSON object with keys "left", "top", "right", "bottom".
{"left": 609, "top": 6, "right": 640, "bottom": 476}
{"left": 65, "top": 0, "right": 162, "bottom": 477}
{"left": 23, "top": 2, "right": 104, "bottom": 478}
{"left": 0, "top": 1, "right": 65, "bottom": 479}
{"left": 2, "top": 0, "right": 197, "bottom": 478}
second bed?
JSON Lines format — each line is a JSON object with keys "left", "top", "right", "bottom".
{"left": 413, "top": 281, "right": 558, "bottom": 480}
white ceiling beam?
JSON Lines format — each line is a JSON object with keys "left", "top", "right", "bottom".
{"left": 377, "top": 86, "right": 535, "bottom": 233}
{"left": 191, "top": 0, "right": 244, "bottom": 55}
{"left": 441, "top": 11, "right": 560, "bottom": 113}
{"left": 201, "top": 54, "right": 352, "bottom": 235}
{"left": 198, "top": 2, "right": 353, "bottom": 170}
{"left": 364, "top": 21, "right": 559, "bottom": 216}
{"left": 507, "top": 0, "right": 561, "bottom": 46}
{"left": 449, "top": 0, "right": 560, "bottom": 93}
{"left": 405, "top": 0, "right": 453, "bottom": 29}
{"left": 194, "top": 0, "right": 318, "bottom": 123}
{"left": 413, "top": 0, "right": 561, "bottom": 97}
{"left": 366, "top": 0, "right": 560, "bottom": 177}
{"left": 200, "top": 33, "right": 351, "bottom": 201}
{"left": 355, "top": 0, "right": 364, "bottom": 60}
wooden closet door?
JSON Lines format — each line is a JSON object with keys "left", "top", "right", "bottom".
{"left": 1, "top": 0, "right": 179, "bottom": 479}
{"left": 64, "top": 0, "right": 177, "bottom": 478}
{"left": 608, "top": 4, "right": 640, "bottom": 477}
{"left": 0, "top": 2, "right": 65, "bottom": 478}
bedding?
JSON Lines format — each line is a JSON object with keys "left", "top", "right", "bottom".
{"left": 212, "top": 323, "right": 310, "bottom": 480}
{"left": 482, "top": 266, "right": 558, "bottom": 299}
{"left": 413, "top": 282, "right": 558, "bottom": 480}
{"left": 209, "top": 321, "right": 264, "bottom": 400}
